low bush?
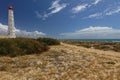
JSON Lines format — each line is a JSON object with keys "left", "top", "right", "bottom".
{"left": 37, "top": 38, "right": 60, "bottom": 46}
{"left": 95, "top": 45, "right": 110, "bottom": 51}
{"left": 79, "top": 44, "right": 91, "bottom": 48}
{"left": 0, "top": 38, "right": 48, "bottom": 57}
{"left": 113, "top": 43, "right": 120, "bottom": 52}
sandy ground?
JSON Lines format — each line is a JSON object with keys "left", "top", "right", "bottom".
{"left": 0, "top": 42, "right": 120, "bottom": 80}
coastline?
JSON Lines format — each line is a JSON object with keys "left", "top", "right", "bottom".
{"left": 61, "top": 39, "right": 120, "bottom": 42}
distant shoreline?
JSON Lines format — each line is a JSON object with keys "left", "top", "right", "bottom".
{"left": 61, "top": 39, "right": 120, "bottom": 42}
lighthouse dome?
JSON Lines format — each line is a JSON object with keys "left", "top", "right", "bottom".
{"left": 9, "top": 6, "right": 13, "bottom": 10}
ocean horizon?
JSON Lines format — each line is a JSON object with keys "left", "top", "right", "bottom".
{"left": 61, "top": 39, "right": 120, "bottom": 42}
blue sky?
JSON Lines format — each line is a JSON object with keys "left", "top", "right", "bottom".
{"left": 0, "top": 0, "right": 120, "bottom": 39}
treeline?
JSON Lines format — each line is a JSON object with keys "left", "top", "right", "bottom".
{"left": 0, "top": 37, "right": 60, "bottom": 57}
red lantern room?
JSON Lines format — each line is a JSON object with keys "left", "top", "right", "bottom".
{"left": 8, "top": 6, "right": 13, "bottom": 10}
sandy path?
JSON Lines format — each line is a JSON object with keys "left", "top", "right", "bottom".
{"left": 0, "top": 43, "right": 120, "bottom": 80}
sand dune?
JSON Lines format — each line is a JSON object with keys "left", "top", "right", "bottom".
{"left": 0, "top": 42, "right": 120, "bottom": 80}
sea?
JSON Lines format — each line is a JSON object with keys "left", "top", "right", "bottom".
{"left": 62, "top": 39, "right": 120, "bottom": 42}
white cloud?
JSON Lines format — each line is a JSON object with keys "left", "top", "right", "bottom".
{"left": 106, "top": 7, "right": 120, "bottom": 16}
{"left": 35, "top": 11, "right": 49, "bottom": 20}
{"left": 60, "top": 26, "right": 120, "bottom": 39}
{"left": 87, "top": 6, "right": 120, "bottom": 19}
{"left": 86, "top": 13, "right": 102, "bottom": 18}
{"left": 0, "top": 23, "right": 46, "bottom": 38}
{"left": 93, "top": 0, "right": 102, "bottom": 5}
{"left": 0, "top": 23, "right": 8, "bottom": 35}
{"left": 36, "top": 0, "right": 68, "bottom": 20}
{"left": 71, "top": 0, "right": 102, "bottom": 14}
{"left": 72, "top": 4, "right": 88, "bottom": 13}
{"left": 48, "top": 0, "right": 67, "bottom": 14}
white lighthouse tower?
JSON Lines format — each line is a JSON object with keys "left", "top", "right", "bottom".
{"left": 8, "top": 5, "right": 16, "bottom": 38}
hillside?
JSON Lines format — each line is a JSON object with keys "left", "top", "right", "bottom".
{"left": 0, "top": 42, "right": 120, "bottom": 80}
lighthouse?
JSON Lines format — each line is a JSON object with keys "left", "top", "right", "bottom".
{"left": 8, "top": 6, "right": 16, "bottom": 38}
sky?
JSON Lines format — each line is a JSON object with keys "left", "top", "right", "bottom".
{"left": 0, "top": 0, "right": 120, "bottom": 39}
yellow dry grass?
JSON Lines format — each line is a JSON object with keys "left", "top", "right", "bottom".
{"left": 0, "top": 42, "right": 120, "bottom": 80}
{"left": 0, "top": 36, "right": 8, "bottom": 38}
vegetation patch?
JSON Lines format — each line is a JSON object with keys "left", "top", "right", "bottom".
{"left": 63, "top": 41, "right": 120, "bottom": 52}
{"left": 37, "top": 38, "right": 60, "bottom": 46}
{"left": 0, "top": 38, "right": 49, "bottom": 57}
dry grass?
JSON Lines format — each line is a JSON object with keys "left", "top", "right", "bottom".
{"left": 0, "top": 36, "right": 8, "bottom": 38}
{"left": 0, "top": 42, "right": 120, "bottom": 80}
{"left": 64, "top": 41, "right": 120, "bottom": 52}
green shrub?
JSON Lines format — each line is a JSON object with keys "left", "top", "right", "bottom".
{"left": 0, "top": 38, "right": 48, "bottom": 57}
{"left": 113, "top": 44, "right": 120, "bottom": 52}
{"left": 37, "top": 38, "right": 60, "bottom": 46}
{"left": 97, "top": 45, "right": 110, "bottom": 51}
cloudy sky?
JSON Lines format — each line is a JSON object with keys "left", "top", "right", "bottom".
{"left": 0, "top": 0, "right": 120, "bottom": 39}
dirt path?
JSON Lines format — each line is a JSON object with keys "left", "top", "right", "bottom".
{"left": 0, "top": 43, "right": 120, "bottom": 80}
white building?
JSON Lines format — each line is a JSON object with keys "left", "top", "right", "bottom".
{"left": 8, "top": 6, "right": 16, "bottom": 38}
